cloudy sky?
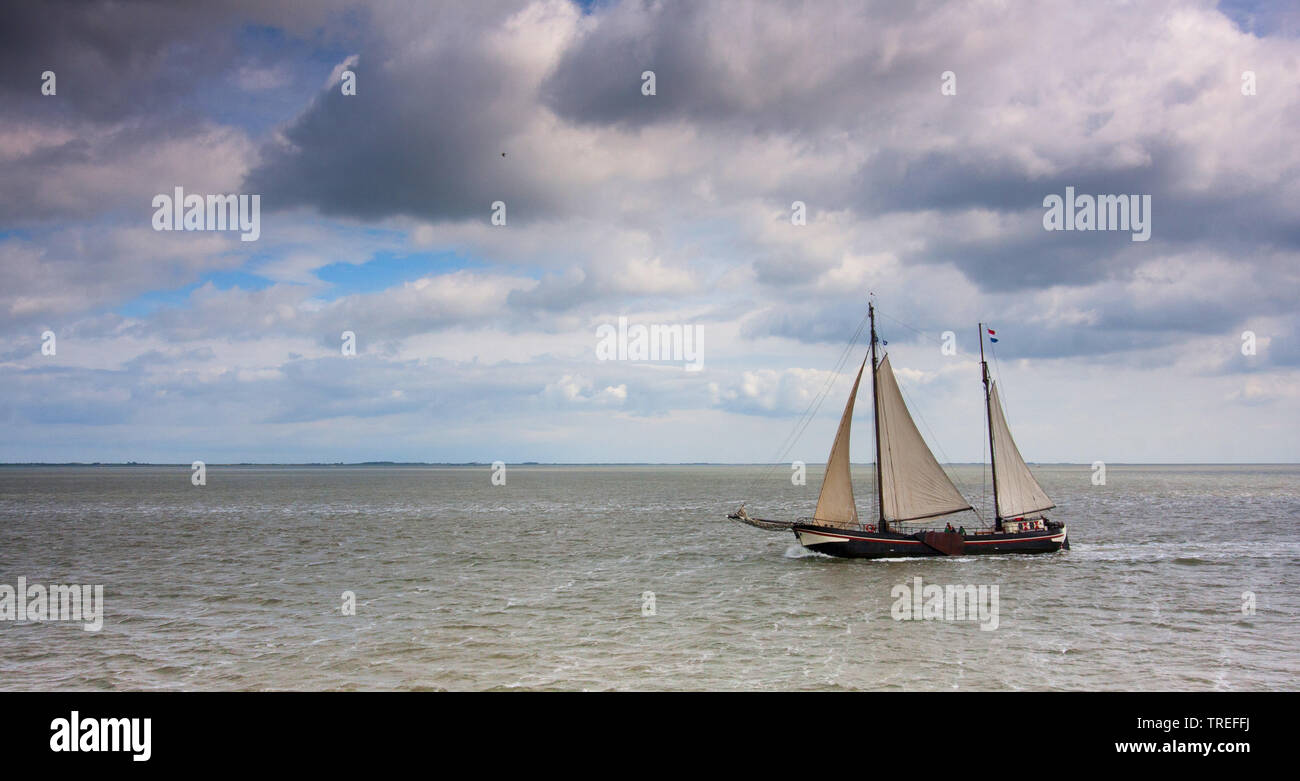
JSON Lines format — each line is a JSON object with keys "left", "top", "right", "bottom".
{"left": 1, "top": 0, "right": 1297, "bottom": 464}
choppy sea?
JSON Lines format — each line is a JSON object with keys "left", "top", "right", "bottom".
{"left": 1, "top": 464, "right": 1296, "bottom": 690}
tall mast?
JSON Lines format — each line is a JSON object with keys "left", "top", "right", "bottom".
{"left": 871, "top": 301, "right": 886, "bottom": 531}
{"left": 980, "top": 322, "right": 1001, "bottom": 531}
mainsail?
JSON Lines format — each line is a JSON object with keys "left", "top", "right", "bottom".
{"left": 875, "top": 355, "right": 972, "bottom": 522}
{"left": 987, "top": 381, "right": 1054, "bottom": 519}
{"left": 812, "top": 357, "right": 867, "bottom": 528}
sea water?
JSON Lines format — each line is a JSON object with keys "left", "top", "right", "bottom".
{"left": 0, "top": 464, "right": 1295, "bottom": 690}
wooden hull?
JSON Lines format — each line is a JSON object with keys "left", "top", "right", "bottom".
{"left": 793, "top": 523, "right": 1068, "bottom": 559}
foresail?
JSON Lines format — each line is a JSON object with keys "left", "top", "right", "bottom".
{"left": 875, "top": 355, "right": 972, "bottom": 522}
{"left": 988, "top": 381, "right": 1055, "bottom": 519}
{"left": 812, "top": 357, "right": 867, "bottom": 528}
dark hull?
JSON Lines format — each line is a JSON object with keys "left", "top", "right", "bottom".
{"left": 793, "top": 523, "right": 1067, "bottom": 559}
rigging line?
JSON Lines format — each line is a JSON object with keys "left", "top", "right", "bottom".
{"left": 876, "top": 314, "right": 987, "bottom": 525}
{"left": 988, "top": 339, "right": 1013, "bottom": 426}
{"left": 768, "top": 312, "right": 869, "bottom": 465}
{"left": 875, "top": 307, "right": 997, "bottom": 423}
{"left": 762, "top": 314, "right": 867, "bottom": 472}
{"left": 988, "top": 340, "right": 1015, "bottom": 523}
{"left": 889, "top": 364, "right": 987, "bottom": 526}
{"left": 876, "top": 310, "right": 986, "bottom": 364}
{"left": 986, "top": 340, "right": 1047, "bottom": 509}
{"left": 987, "top": 339, "right": 1046, "bottom": 516}
{"left": 981, "top": 399, "right": 988, "bottom": 524}
{"left": 739, "top": 308, "right": 871, "bottom": 498}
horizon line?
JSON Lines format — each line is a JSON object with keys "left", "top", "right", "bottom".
{"left": 2, "top": 461, "right": 1297, "bottom": 467}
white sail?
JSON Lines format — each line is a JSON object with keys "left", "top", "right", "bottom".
{"left": 876, "top": 355, "right": 971, "bottom": 522}
{"left": 988, "top": 381, "right": 1055, "bottom": 519}
{"left": 812, "top": 357, "right": 867, "bottom": 528}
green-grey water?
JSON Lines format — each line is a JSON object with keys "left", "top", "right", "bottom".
{"left": 0, "top": 464, "right": 1296, "bottom": 690}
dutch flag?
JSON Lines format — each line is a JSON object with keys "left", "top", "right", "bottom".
{"left": 987, "top": 328, "right": 998, "bottom": 344}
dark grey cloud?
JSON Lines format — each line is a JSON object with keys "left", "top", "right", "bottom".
{"left": 0, "top": 0, "right": 364, "bottom": 226}
{"left": 0, "top": 2, "right": 236, "bottom": 122}
{"left": 854, "top": 141, "right": 1298, "bottom": 279}
{"left": 542, "top": 0, "right": 938, "bottom": 133}
{"left": 246, "top": 66, "right": 551, "bottom": 222}
{"left": 244, "top": 7, "right": 565, "bottom": 224}
{"left": 0, "top": 1, "right": 360, "bottom": 122}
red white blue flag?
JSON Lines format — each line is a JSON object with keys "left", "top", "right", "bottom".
{"left": 987, "top": 328, "right": 998, "bottom": 343}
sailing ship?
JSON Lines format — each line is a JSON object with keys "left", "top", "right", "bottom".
{"left": 729, "top": 302, "right": 1067, "bottom": 558}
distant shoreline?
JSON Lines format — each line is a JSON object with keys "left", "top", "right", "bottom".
{"left": 1, "top": 462, "right": 1296, "bottom": 467}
